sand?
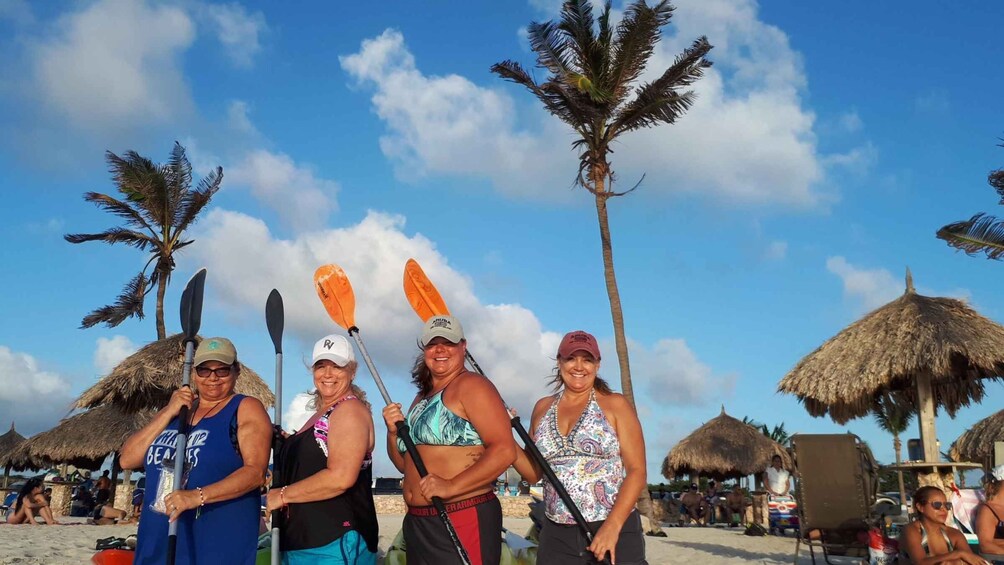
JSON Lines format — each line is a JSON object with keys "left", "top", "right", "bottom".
{"left": 0, "top": 517, "right": 822, "bottom": 564}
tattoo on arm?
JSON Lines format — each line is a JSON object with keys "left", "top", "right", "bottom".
{"left": 463, "top": 450, "right": 483, "bottom": 469}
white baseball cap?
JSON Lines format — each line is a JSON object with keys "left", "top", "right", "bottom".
{"left": 312, "top": 335, "right": 354, "bottom": 366}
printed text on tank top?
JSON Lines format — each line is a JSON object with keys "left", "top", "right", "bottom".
{"left": 396, "top": 379, "right": 482, "bottom": 452}
{"left": 534, "top": 389, "right": 625, "bottom": 523}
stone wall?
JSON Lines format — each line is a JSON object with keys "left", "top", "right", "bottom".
{"left": 373, "top": 494, "right": 534, "bottom": 518}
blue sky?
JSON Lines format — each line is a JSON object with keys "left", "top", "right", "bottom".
{"left": 1, "top": 0, "right": 1003, "bottom": 482}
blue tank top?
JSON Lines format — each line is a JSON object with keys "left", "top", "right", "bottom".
{"left": 134, "top": 395, "right": 260, "bottom": 565}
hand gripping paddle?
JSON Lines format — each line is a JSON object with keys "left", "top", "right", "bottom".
{"left": 314, "top": 264, "right": 472, "bottom": 565}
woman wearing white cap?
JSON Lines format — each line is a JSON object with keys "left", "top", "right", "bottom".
{"left": 977, "top": 465, "right": 1004, "bottom": 561}
{"left": 121, "top": 337, "right": 272, "bottom": 565}
{"left": 511, "top": 330, "right": 648, "bottom": 565}
{"left": 266, "top": 334, "right": 378, "bottom": 564}
{"left": 382, "top": 315, "right": 516, "bottom": 565}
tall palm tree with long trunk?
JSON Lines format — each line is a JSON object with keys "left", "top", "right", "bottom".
{"left": 873, "top": 394, "right": 913, "bottom": 513}
{"left": 492, "top": 0, "right": 712, "bottom": 404}
{"left": 937, "top": 143, "right": 1004, "bottom": 258}
{"left": 65, "top": 142, "right": 222, "bottom": 340}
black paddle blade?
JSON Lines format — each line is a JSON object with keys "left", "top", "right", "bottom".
{"left": 265, "top": 289, "right": 284, "bottom": 353}
{"left": 180, "top": 269, "right": 208, "bottom": 339}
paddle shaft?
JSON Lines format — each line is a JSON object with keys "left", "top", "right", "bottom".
{"left": 167, "top": 338, "right": 196, "bottom": 564}
{"left": 347, "top": 327, "right": 472, "bottom": 565}
{"left": 270, "top": 351, "right": 283, "bottom": 565}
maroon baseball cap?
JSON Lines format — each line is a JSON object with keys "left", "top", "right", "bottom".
{"left": 557, "top": 330, "right": 601, "bottom": 360}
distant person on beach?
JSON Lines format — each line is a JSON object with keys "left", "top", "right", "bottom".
{"left": 680, "top": 484, "right": 706, "bottom": 526}
{"left": 976, "top": 465, "right": 1004, "bottom": 561}
{"left": 900, "top": 486, "right": 987, "bottom": 565}
{"left": 382, "top": 315, "right": 515, "bottom": 565}
{"left": 511, "top": 330, "right": 649, "bottom": 564}
{"left": 6, "top": 477, "right": 58, "bottom": 524}
{"left": 703, "top": 480, "right": 721, "bottom": 524}
{"left": 723, "top": 487, "right": 748, "bottom": 525}
{"left": 91, "top": 488, "right": 132, "bottom": 525}
{"left": 764, "top": 455, "right": 791, "bottom": 498}
{"left": 94, "top": 470, "right": 111, "bottom": 502}
{"left": 120, "top": 337, "right": 272, "bottom": 565}
{"left": 266, "top": 335, "right": 379, "bottom": 564}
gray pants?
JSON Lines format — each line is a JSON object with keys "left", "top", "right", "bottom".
{"left": 539, "top": 509, "right": 648, "bottom": 565}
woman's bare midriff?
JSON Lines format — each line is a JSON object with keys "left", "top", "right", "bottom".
{"left": 402, "top": 443, "right": 491, "bottom": 507}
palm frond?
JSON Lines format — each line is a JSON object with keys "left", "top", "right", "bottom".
{"left": 105, "top": 150, "right": 156, "bottom": 203}
{"left": 80, "top": 272, "right": 148, "bottom": 329}
{"left": 991, "top": 167, "right": 1004, "bottom": 203}
{"left": 558, "top": 0, "right": 610, "bottom": 102}
{"left": 872, "top": 394, "right": 914, "bottom": 435}
{"left": 491, "top": 61, "right": 594, "bottom": 128}
{"left": 937, "top": 212, "right": 1004, "bottom": 260}
{"left": 527, "top": 20, "right": 577, "bottom": 78}
{"left": 81, "top": 192, "right": 153, "bottom": 232}
{"left": 163, "top": 141, "right": 193, "bottom": 226}
{"left": 64, "top": 227, "right": 158, "bottom": 250}
{"left": 607, "top": 0, "right": 674, "bottom": 107}
{"left": 609, "top": 36, "right": 712, "bottom": 136}
{"left": 174, "top": 166, "right": 222, "bottom": 231}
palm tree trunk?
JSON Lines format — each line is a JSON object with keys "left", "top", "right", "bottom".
{"left": 591, "top": 177, "right": 634, "bottom": 406}
{"left": 155, "top": 268, "right": 167, "bottom": 340}
{"left": 894, "top": 435, "right": 906, "bottom": 512}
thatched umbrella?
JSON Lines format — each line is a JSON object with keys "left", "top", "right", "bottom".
{"left": 75, "top": 333, "right": 275, "bottom": 412}
{"left": 662, "top": 407, "right": 793, "bottom": 481}
{"left": 3, "top": 405, "right": 153, "bottom": 472}
{"left": 950, "top": 409, "right": 1004, "bottom": 465}
{"left": 0, "top": 422, "right": 26, "bottom": 487}
{"left": 777, "top": 270, "right": 1004, "bottom": 464}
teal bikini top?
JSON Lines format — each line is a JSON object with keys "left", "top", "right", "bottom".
{"left": 397, "top": 386, "right": 482, "bottom": 452}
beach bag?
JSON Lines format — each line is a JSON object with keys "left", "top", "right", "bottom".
{"left": 743, "top": 523, "right": 767, "bottom": 536}
{"left": 867, "top": 528, "right": 898, "bottom": 564}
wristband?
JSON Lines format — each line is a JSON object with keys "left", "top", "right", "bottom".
{"left": 280, "top": 486, "right": 288, "bottom": 507}
{"left": 196, "top": 487, "right": 205, "bottom": 507}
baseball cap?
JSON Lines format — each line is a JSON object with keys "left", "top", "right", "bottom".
{"left": 420, "top": 315, "right": 464, "bottom": 347}
{"left": 991, "top": 465, "right": 1004, "bottom": 483}
{"left": 194, "top": 337, "right": 237, "bottom": 366}
{"left": 690, "top": 483, "right": 698, "bottom": 489}
{"left": 557, "top": 330, "right": 601, "bottom": 360}
{"left": 312, "top": 335, "right": 354, "bottom": 367}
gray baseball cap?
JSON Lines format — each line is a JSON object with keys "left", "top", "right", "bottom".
{"left": 420, "top": 315, "right": 464, "bottom": 347}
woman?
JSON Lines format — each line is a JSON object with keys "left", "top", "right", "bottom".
{"left": 511, "top": 330, "right": 648, "bottom": 564}
{"left": 265, "top": 334, "right": 379, "bottom": 564}
{"left": 91, "top": 486, "right": 131, "bottom": 525}
{"left": 120, "top": 337, "right": 272, "bottom": 565}
{"left": 976, "top": 465, "right": 1004, "bottom": 561}
{"left": 764, "top": 455, "right": 792, "bottom": 497}
{"left": 6, "top": 477, "right": 58, "bottom": 524}
{"left": 900, "top": 486, "right": 987, "bottom": 565}
{"left": 382, "top": 315, "right": 516, "bottom": 565}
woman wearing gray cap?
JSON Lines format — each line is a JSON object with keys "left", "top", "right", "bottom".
{"left": 511, "top": 330, "right": 648, "bottom": 565}
{"left": 266, "top": 334, "right": 379, "bottom": 564}
{"left": 121, "top": 337, "right": 272, "bottom": 565}
{"left": 382, "top": 315, "right": 516, "bottom": 565}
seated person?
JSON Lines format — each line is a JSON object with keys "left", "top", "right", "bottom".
{"left": 900, "top": 486, "right": 986, "bottom": 565}
{"left": 91, "top": 488, "right": 131, "bottom": 525}
{"left": 131, "top": 476, "right": 145, "bottom": 520}
{"left": 6, "top": 478, "right": 58, "bottom": 525}
{"left": 703, "top": 479, "right": 721, "bottom": 524}
{"left": 976, "top": 465, "right": 1004, "bottom": 562}
{"left": 764, "top": 454, "right": 792, "bottom": 499}
{"left": 679, "top": 483, "right": 706, "bottom": 526}
{"left": 70, "top": 484, "right": 96, "bottom": 517}
{"left": 723, "top": 487, "right": 748, "bottom": 526}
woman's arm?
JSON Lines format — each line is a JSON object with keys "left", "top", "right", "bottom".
{"left": 267, "top": 401, "right": 373, "bottom": 511}
{"left": 382, "top": 401, "right": 412, "bottom": 473}
{"left": 510, "top": 398, "right": 551, "bottom": 484}
{"left": 165, "top": 397, "right": 271, "bottom": 522}
{"left": 977, "top": 505, "right": 1004, "bottom": 554}
{"left": 419, "top": 375, "right": 516, "bottom": 500}
{"left": 119, "top": 388, "right": 194, "bottom": 469}
{"left": 587, "top": 393, "right": 647, "bottom": 563}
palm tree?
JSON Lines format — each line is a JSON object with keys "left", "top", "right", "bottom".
{"left": 760, "top": 423, "right": 790, "bottom": 447}
{"left": 65, "top": 142, "right": 222, "bottom": 340}
{"left": 873, "top": 394, "right": 913, "bottom": 513}
{"left": 492, "top": 0, "right": 712, "bottom": 405}
{"left": 937, "top": 142, "right": 1004, "bottom": 257}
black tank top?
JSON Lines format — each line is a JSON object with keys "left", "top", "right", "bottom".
{"left": 988, "top": 504, "right": 1004, "bottom": 540}
{"left": 276, "top": 396, "right": 378, "bottom": 553}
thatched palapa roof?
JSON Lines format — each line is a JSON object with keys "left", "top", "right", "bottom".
{"left": 662, "top": 407, "right": 793, "bottom": 481}
{"left": 950, "top": 409, "right": 1004, "bottom": 464}
{"left": 75, "top": 333, "right": 275, "bottom": 413}
{"left": 2, "top": 405, "right": 153, "bottom": 471}
{"left": 777, "top": 270, "right": 1004, "bottom": 424}
{"left": 0, "top": 422, "right": 26, "bottom": 468}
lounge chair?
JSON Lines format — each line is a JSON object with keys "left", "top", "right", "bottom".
{"left": 792, "top": 433, "right": 879, "bottom": 564}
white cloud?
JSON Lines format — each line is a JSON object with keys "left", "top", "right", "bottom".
{"left": 199, "top": 2, "right": 267, "bottom": 69}
{"left": 227, "top": 100, "right": 260, "bottom": 138}
{"left": 31, "top": 0, "right": 195, "bottom": 135}
{"left": 0, "top": 346, "right": 75, "bottom": 434}
{"left": 632, "top": 338, "right": 736, "bottom": 406}
{"left": 227, "top": 149, "right": 338, "bottom": 231}
{"left": 826, "top": 256, "right": 903, "bottom": 312}
{"left": 94, "top": 335, "right": 138, "bottom": 376}
{"left": 763, "top": 240, "right": 787, "bottom": 261}
{"left": 838, "top": 110, "right": 863, "bottom": 133}
{"left": 343, "top": 0, "right": 846, "bottom": 208}
{"left": 283, "top": 392, "right": 314, "bottom": 435}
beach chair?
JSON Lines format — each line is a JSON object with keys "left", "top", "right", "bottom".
{"left": 791, "top": 433, "right": 879, "bottom": 564}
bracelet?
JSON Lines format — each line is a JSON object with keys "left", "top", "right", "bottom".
{"left": 196, "top": 487, "right": 205, "bottom": 507}
{"left": 280, "top": 486, "right": 288, "bottom": 507}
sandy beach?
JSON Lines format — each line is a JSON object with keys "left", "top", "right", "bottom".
{"left": 0, "top": 516, "right": 824, "bottom": 565}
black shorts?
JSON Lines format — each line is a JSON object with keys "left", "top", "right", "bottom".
{"left": 403, "top": 492, "right": 502, "bottom": 565}
{"left": 539, "top": 509, "right": 648, "bottom": 565}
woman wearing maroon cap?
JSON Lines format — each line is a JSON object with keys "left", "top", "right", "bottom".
{"left": 512, "top": 330, "right": 649, "bottom": 564}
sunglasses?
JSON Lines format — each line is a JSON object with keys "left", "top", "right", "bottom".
{"left": 926, "top": 501, "right": 953, "bottom": 510}
{"left": 195, "top": 365, "right": 234, "bottom": 378}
